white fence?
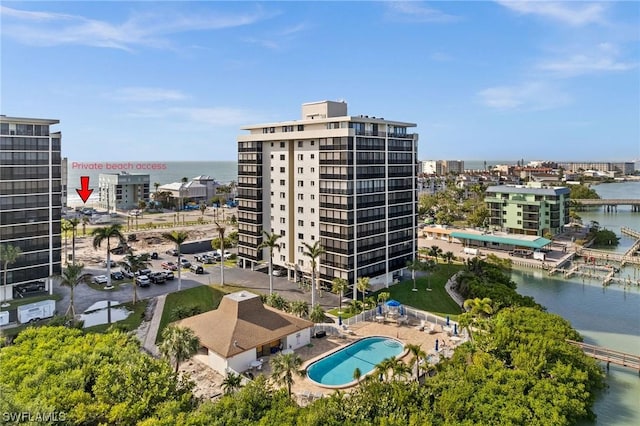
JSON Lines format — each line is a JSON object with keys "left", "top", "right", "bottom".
{"left": 335, "top": 306, "right": 459, "bottom": 329}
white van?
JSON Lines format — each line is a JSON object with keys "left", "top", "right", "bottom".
{"left": 17, "top": 300, "right": 56, "bottom": 324}
{"left": 0, "top": 310, "right": 9, "bottom": 326}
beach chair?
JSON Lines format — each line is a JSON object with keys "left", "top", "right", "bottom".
{"left": 300, "top": 390, "right": 312, "bottom": 402}
{"left": 416, "top": 319, "right": 426, "bottom": 331}
{"left": 427, "top": 323, "right": 436, "bottom": 334}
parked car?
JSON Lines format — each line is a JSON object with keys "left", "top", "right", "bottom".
{"left": 110, "top": 271, "right": 125, "bottom": 280}
{"left": 110, "top": 244, "right": 128, "bottom": 255}
{"left": 180, "top": 258, "right": 192, "bottom": 268}
{"left": 162, "top": 271, "right": 175, "bottom": 280}
{"left": 135, "top": 275, "right": 151, "bottom": 287}
{"left": 194, "top": 254, "right": 214, "bottom": 264}
{"left": 93, "top": 275, "right": 108, "bottom": 285}
{"left": 161, "top": 261, "right": 178, "bottom": 271}
{"left": 272, "top": 268, "right": 286, "bottom": 277}
{"left": 190, "top": 265, "right": 204, "bottom": 274}
{"left": 149, "top": 272, "right": 166, "bottom": 284}
{"left": 120, "top": 268, "right": 134, "bottom": 279}
{"left": 15, "top": 281, "right": 46, "bottom": 295}
{"left": 135, "top": 268, "right": 152, "bottom": 277}
{"left": 101, "top": 260, "right": 117, "bottom": 267}
{"left": 150, "top": 252, "right": 159, "bottom": 259}
{"left": 166, "top": 249, "right": 179, "bottom": 256}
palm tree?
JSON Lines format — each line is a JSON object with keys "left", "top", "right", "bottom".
{"left": 353, "top": 367, "right": 362, "bottom": 385}
{"left": 270, "top": 353, "right": 304, "bottom": 398}
{"left": 443, "top": 251, "right": 455, "bottom": 271}
{"left": 406, "top": 343, "right": 427, "bottom": 381}
{"left": 81, "top": 216, "right": 89, "bottom": 236}
{"left": 331, "top": 277, "right": 348, "bottom": 314}
{"left": 214, "top": 222, "right": 226, "bottom": 286}
{"left": 258, "top": 231, "right": 282, "bottom": 295}
{"left": 429, "top": 245, "right": 443, "bottom": 263}
{"left": 406, "top": 259, "right": 423, "bottom": 292}
{"left": 375, "top": 357, "right": 397, "bottom": 382}
{"left": 302, "top": 241, "right": 325, "bottom": 308}
{"left": 59, "top": 263, "right": 90, "bottom": 317}
{"left": 91, "top": 224, "right": 125, "bottom": 288}
{"left": 159, "top": 325, "right": 200, "bottom": 373}
{"left": 377, "top": 291, "right": 390, "bottom": 305}
{"left": 460, "top": 297, "right": 494, "bottom": 341}
{"left": 356, "top": 277, "right": 370, "bottom": 305}
{"left": 199, "top": 202, "right": 207, "bottom": 219}
{"left": 154, "top": 182, "right": 160, "bottom": 194}
{"left": 120, "top": 251, "right": 150, "bottom": 304}
{"left": 1, "top": 244, "right": 22, "bottom": 307}
{"left": 222, "top": 372, "right": 243, "bottom": 394}
{"left": 423, "top": 259, "right": 437, "bottom": 291}
{"left": 310, "top": 304, "right": 325, "bottom": 324}
{"left": 289, "top": 300, "right": 309, "bottom": 318}
{"left": 162, "top": 231, "right": 189, "bottom": 291}
{"left": 61, "top": 219, "right": 72, "bottom": 264}
{"left": 390, "top": 358, "right": 412, "bottom": 381}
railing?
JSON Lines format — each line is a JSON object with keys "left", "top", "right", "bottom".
{"left": 567, "top": 340, "right": 640, "bottom": 373}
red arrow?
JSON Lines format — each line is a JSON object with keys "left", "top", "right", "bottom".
{"left": 76, "top": 176, "right": 94, "bottom": 203}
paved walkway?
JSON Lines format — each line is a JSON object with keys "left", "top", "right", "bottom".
{"left": 143, "top": 294, "right": 166, "bottom": 357}
{"left": 444, "top": 272, "right": 465, "bottom": 308}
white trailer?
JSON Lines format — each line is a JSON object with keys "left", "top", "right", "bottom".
{"left": 533, "top": 251, "right": 546, "bottom": 261}
{"left": 17, "top": 300, "right": 56, "bottom": 324}
{"left": 463, "top": 247, "right": 479, "bottom": 256}
{"left": 0, "top": 310, "right": 9, "bottom": 326}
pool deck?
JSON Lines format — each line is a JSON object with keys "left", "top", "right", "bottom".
{"left": 288, "top": 319, "right": 465, "bottom": 405}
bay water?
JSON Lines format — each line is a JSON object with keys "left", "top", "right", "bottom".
{"left": 513, "top": 181, "right": 640, "bottom": 425}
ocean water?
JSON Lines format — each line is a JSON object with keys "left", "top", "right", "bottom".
{"left": 515, "top": 181, "right": 640, "bottom": 425}
{"left": 66, "top": 161, "right": 237, "bottom": 206}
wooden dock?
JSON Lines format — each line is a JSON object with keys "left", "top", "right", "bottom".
{"left": 567, "top": 340, "right": 640, "bottom": 374}
{"left": 577, "top": 248, "right": 640, "bottom": 267}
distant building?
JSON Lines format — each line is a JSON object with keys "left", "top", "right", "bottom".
{"left": 98, "top": 172, "right": 150, "bottom": 211}
{"left": 558, "top": 162, "right": 634, "bottom": 175}
{"left": 485, "top": 184, "right": 570, "bottom": 236}
{"left": 237, "top": 100, "right": 418, "bottom": 291}
{"left": 420, "top": 160, "right": 464, "bottom": 175}
{"left": 0, "top": 115, "right": 62, "bottom": 297}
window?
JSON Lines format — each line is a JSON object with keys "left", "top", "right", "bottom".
{"left": 298, "top": 181, "right": 303, "bottom": 187}
{"left": 298, "top": 125, "right": 304, "bottom": 131}
{"left": 311, "top": 167, "right": 315, "bottom": 173}
{"left": 298, "top": 141, "right": 303, "bottom": 147}
{"left": 298, "top": 154, "right": 304, "bottom": 161}
{"left": 280, "top": 167, "right": 285, "bottom": 173}
{"left": 311, "top": 235, "right": 315, "bottom": 240}
{"left": 280, "top": 255, "right": 286, "bottom": 261}
{"left": 280, "top": 192, "right": 285, "bottom": 198}
{"left": 310, "top": 194, "right": 315, "bottom": 200}
{"left": 280, "top": 205, "right": 285, "bottom": 211}
{"left": 298, "top": 260, "right": 304, "bottom": 266}
{"left": 311, "top": 221, "right": 315, "bottom": 227}
{"left": 270, "top": 191, "right": 274, "bottom": 196}
{"left": 280, "top": 154, "right": 285, "bottom": 161}
{"left": 311, "top": 181, "right": 315, "bottom": 186}
{"left": 298, "top": 220, "right": 304, "bottom": 226}
{"left": 310, "top": 154, "right": 315, "bottom": 159}
{"left": 270, "top": 203, "right": 274, "bottom": 208}
{"left": 280, "top": 142, "right": 285, "bottom": 147}
{"left": 311, "top": 208, "right": 315, "bottom": 213}
{"left": 298, "top": 194, "right": 304, "bottom": 200}
{"left": 311, "top": 141, "right": 315, "bottom": 146}
{"left": 271, "top": 179, "right": 274, "bottom": 183}
{"left": 281, "top": 243, "right": 286, "bottom": 249}
{"left": 298, "top": 167, "right": 303, "bottom": 174}
{"left": 298, "top": 207, "right": 304, "bottom": 213}
{"left": 298, "top": 246, "right": 304, "bottom": 253}
{"left": 298, "top": 233, "right": 304, "bottom": 239}
{"left": 280, "top": 179, "right": 285, "bottom": 185}
{"left": 270, "top": 154, "right": 274, "bottom": 159}
{"left": 270, "top": 167, "right": 274, "bottom": 171}
{"left": 280, "top": 217, "right": 286, "bottom": 224}
{"left": 271, "top": 142, "right": 274, "bottom": 147}
{"left": 280, "top": 230, "right": 286, "bottom": 236}
{"left": 270, "top": 127, "right": 276, "bottom": 133}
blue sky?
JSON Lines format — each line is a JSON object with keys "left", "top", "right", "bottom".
{"left": 1, "top": 1, "right": 638, "bottom": 162}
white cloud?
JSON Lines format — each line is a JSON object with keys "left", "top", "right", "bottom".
{"left": 125, "top": 106, "right": 264, "bottom": 127}
{"left": 0, "top": 5, "right": 274, "bottom": 51}
{"left": 496, "top": 1, "right": 607, "bottom": 26}
{"left": 538, "top": 43, "right": 637, "bottom": 77}
{"left": 386, "top": 1, "right": 461, "bottom": 23}
{"left": 478, "top": 81, "right": 571, "bottom": 110}
{"left": 109, "top": 87, "right": 189, "bottom": 102}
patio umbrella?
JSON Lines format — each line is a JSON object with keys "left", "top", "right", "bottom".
{"left": 399, "top": 306, "right": 404, "bottom": 316}
{"left": 386, "top": 300, "right": 401, "bottom": 307}
{"left": 338, "top": 315, "right": 342, "bottom": 326}
{"left": 446, "top": 316, "right": 450, "bottom": 326}
{"left": 377, "top": 305, "right": 382, "bottom": 315}
{"left": 435, "top": 339, "right": 439, "bottom": 352}
{"left": 454, "top": 324, "right": 458, "bottom": 335}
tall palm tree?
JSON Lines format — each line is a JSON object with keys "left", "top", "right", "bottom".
{"left": 222, "top": 372, "right": 243, "bottom": 394}
{"left": 356, "top": 276, "right": 370, "bottom": 305}
{"left": 120, "top": 251, "right": 150, "bottom": 304}
{"left": 81, "top": 216, "right": 89, "bottom": 236}
{"left": 377, "top": 292, "right": 390, "bottom": 305}
{"left": 423, "top": 259, "right": 437, "bottom": 291}
{"left": 405, "top": 343, "right": 427, "bottom": 381}
{"left": 270, "top": 353, "right": 304, "bottom": 398}
{"left": 162, "top": 231, "right": 189, "bottom": 291}
{"left": 159, "top": 325, "right": 200, "bottom": 373}
{"left": 429, "top": 245, "right": 443, "bottom": 263}
{"left": 353, "top": 367, "right": 362, "bottom": 385}
{"left": 91, "top": 224, "right": 125, "bottom": 288}
{"left": 258, "top": 230, "right": 282, "bottom": 295}
{"left": 68, "top": 218, "right": 80, "bottom": 266}
{"left": 153, "top": 182, "right": 160, "bottom": 194}
{"left": 331, "top": 277, "right": 348, "bottom": 314}
{"left": 59, "top": 263, "right": 90, "bottom": 317}
{"left": 1, "top": 244, "right": 22, "bottom": 307}
{"left": 443, "top": 251, "right": 455, "bottom": 270}
{"left": 309, "top": 304, "right": 325, "bottom": 325}
{"left": 460, "top": 297, "right": 494, "bottom": 341}
{"left": 214, "top": 222, "right": 226, "bottom": 286}
{"left": 406, "top": 259, "right": 426, "bottom": 292}
{"left": 61, "top": 219, "right": 72, "bottom": 265}
{"left": 199, "top": 202, "right": 207, "bottom": 219}
{"left": 302, "top": 241, "right": 325, "bottom": 308}
{"left": 374, "top": 357, "right": 397, "bottom": 382}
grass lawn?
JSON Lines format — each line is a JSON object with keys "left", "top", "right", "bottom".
{"left": 83, "top": 300, "right": 149, "bottom": 334}
{"left": 1, "top": 293, "right": 62, "bottom": 311}
{"left": 156, "top": 285, "right": 229, "bottom": 343}
{"left": 327, "top": 307, "right": 357, "bottom": 320}
{"left": 371, "top": 265, "right": 464, "bottom": 320}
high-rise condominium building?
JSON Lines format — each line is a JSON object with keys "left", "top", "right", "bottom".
{"left": 0, "top": 116, "right": 62, "bottom": 299}
{"left": 237, "top": 101, "right": 418, "bottom": 293}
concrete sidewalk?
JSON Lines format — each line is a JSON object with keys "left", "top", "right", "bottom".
{"left": 143, "top": 294, "right": 166, "bottom": 357}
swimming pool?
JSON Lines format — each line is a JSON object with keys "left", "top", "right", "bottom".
{"left": 307, "top": 336, "right": 405, "bottom": 387}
